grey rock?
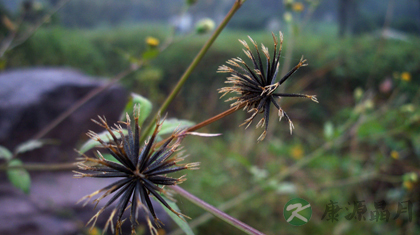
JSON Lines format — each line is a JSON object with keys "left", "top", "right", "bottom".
{"left": 0, "top": 68, "right": 175, "bottom": 235}
{"left": 0, "top": 173, "right": 172, "bottom": 235}
{"left": 0, "top": 67, "right": 128, "bottom": 163}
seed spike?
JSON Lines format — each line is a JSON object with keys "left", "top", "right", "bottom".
{"left": 218, "top": 32, "right": 317, "bottom": 140}
{"left": 76, "top": 108, "right": 199, "bottom": 234}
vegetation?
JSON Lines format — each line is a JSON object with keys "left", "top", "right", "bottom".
{"left": 1, "top": 0, "right": 420, "bottom": 234}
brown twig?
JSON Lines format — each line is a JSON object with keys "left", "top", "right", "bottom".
{"left": 0, "top": 162, "right": 76, "bottom": 171}
{"left": 0, "top": 0, "right": 72, "bottom": 57}
{"left": 32, "top": 65, "right": 140, "bottom": 140}
{"left": 170, "top": 185, "right": 264, "bottom": 235}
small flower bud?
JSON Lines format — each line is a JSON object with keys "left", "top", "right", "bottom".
{"left": 292, "top": 2, "right": 304, "bottom": 12}
{"left": 401, "top": 72, "right": 411, "bottom": 82}
{"left": 195, "top": 18, "right": 215, "bottom": 34}
{"left": 145, "top": 36, "right": 160, "bottom": 48}
{"left": 353, "top": 87, "right": 363, "bottom": 101}
{"left": 283, "top": 12, "right": 293, "bottom": 23}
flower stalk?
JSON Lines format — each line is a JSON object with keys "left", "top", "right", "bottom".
{"left": 140, "top": 0, "right": 244, "bottom": 143}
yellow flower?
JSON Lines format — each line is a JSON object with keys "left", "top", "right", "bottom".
{"left": 390, "top": 150, "right": 399, "bottom": 160}
{"left": 401, "top": 72, "right": 411, "bottom": 82}
{"left": 87, "top": 227, "right": 100, "bottom": 235}
{"left": 146, "top": 37, "right": 160, "bottom": 47}
{"left": 157, "top": 228, "right": 167, "bottom": 235}
{"left": 292, "top": 2, "right": 304, "bottom": 12}
{"left": 290, "top": 145, "right": 304, "bottom": 160}
{"left": 403, "top": 181, "right": 413, "bottom": 191}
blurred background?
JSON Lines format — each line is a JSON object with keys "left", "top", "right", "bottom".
{"left": 0, "top": 0, "right": 420, "bottom": 234}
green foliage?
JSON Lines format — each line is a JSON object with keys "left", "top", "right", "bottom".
{"left": 122, "top": 93, "right": 153, "bottom": 126}
{"left": 14, "top": 139, "right": 47, "bottom": 155}
{"left": 79, "top": 129, "right": 128, "bottom": 154}
{"left": 0, "top": 146, "right": 12, "bottom": 161}
{"left": 0, "top": 141, "right": 48, "bottom": 194}
{"left": 3, "top": 22, "right": 420, "bottom": 234}
{"left": 157, "top": 119, "right": 194, "bottom": 136}
{"left": 7, "top": 159, "right": 31, "bottom": 194}
{"left": 80, "top": 93, "right": 194, "bottom": 155}
{"left": 161, "top": 194, "right": 195, "bottom": 235}
{"left": 5, "top": 24, "right": 420, "bottom": 127}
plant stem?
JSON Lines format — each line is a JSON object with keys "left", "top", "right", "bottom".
{"left": 187, "top": 105, "right": 244, "bottom": 132}
{"left": 140, "top": 0, "right": 243, "bottom": 143}
{"left": 32, "top": 65, "right": 141, "bottom": 140}
{"left": 170, "top": 185, "right": 264, "bottom": 235}
{"left": 152, "top": 104, "right": 245, "bottom": 149}
{"left": 0, "top": 162, "right": 76, "bottom": 171}
{"left": 4, "top": 106, "right": 242, "bottom": 172}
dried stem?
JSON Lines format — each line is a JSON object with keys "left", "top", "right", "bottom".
{"left": 32, "top": 65, "right": 141, "bottom": 140}
{"left": 170, "top": 185, "right": 264, "bottom": 235}
{"left": 0, "top": 162, "right": 76, "bottom": 171}
{"left": 187, "top": 105, "right": 245, "bottom": 132}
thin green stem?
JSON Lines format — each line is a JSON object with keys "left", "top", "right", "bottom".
{"left": 140, "top": 0, "right": 243, "bottom": 143}
{"left": 170, "top": 185, "right": 264, "bottom": 235}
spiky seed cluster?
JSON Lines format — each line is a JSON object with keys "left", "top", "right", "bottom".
{"left": 218, "top": 32, "right": 318, "bottom": 141}
{"left": 74, "top": 109, "right": 199, "bottom": 235}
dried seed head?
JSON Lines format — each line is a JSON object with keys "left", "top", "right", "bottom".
{"left": 217, "top": 32, "right": 318, "bottom": 140}
{"left": 75, "top": 107, "right": 197, "bottom": 235}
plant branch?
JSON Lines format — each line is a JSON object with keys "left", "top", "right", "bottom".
{"left": 0, "top": 0, "right": 71, "bottom": 57}
{"left": 170, "top": 185, "right": 264, "bottom": 235}
{"left": 32, "top": 65, "right": 141, "bottom": 140}
{"left": 187, "top": 105, "right": 244, "bottom": 132}
{"left": 140, "top": 0, "right": 243, "bottom": 143}
{"left": 0, "top": 162, "right": 76, "bottom": 171}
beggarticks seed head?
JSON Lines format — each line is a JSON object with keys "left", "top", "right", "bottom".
{"left": 75, "top": 106, "right": 198, "bottom": 235}
{"left": 218, "top": 31, "right": 318, "bottom": 141}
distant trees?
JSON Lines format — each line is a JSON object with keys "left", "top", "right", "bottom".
{"left": 338, "top": 0, "right": 360, "bottom": 37}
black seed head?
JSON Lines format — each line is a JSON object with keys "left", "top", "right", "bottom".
{"left": 75, "top": 107, "right": 198, "bottom": 235}
{"left": 218, "top": 32, "right": 318, "bottom": 141}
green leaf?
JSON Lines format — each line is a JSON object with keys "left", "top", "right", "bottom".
{"left": 159, "top": 195, "right": 194, "bottom": 235}
{"left": 142, "top": 48, "right": 159, "bottom": 60}
{"left": 0, "top": 145, "right": 12, "bottom": 161}
{"left": 357, "top": 121, "right": 386, "bottom": 139}
{"left": 14, "top": 139, "right": 46, "bottom": 155}
{"left": 101, "top": 153, "right": 118, "bottom": 163}
{"left": 228, "top": 152, "right": 252, "bottom": 168}
{"left": 158, "top": 119, "right": 194, "bottom": 136}
{"left": 122, "top": 93, "right": 152, "bottom": 126}
{"left": 323, "top": 121, "right": 334, "bottom": 140}
{"left": 7, "top": 159, "right": 31, "bottom": 194}
{"left": 79, "top": 129, "right": 128, "bottom": 154}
